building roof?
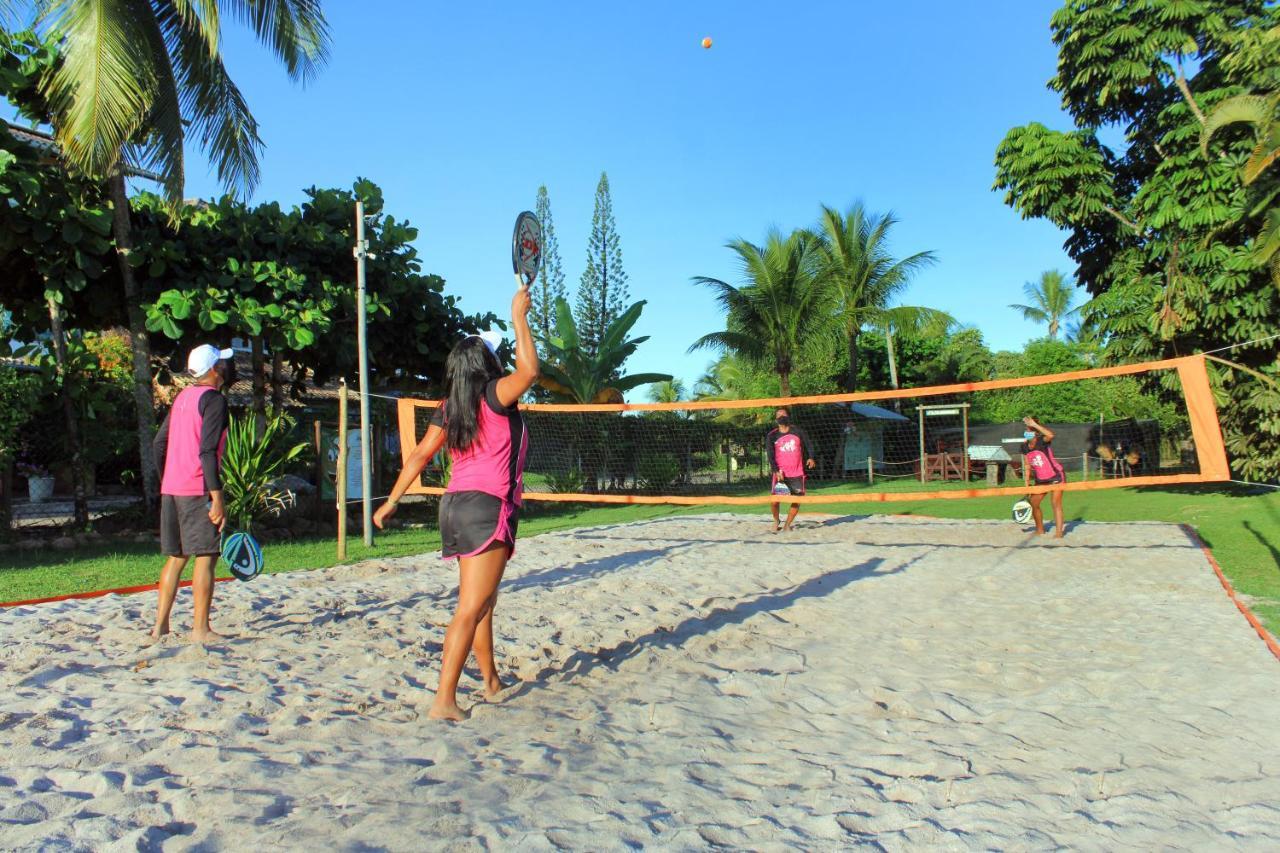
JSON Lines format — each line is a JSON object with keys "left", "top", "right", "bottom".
{"left": 848, "top": 402, "right": 909, "bottom": 422}
{"left": 161, "top": 349, "right": 412, "bottom": 409}
{"left": 0, "top": 356, "right": 40, "bottom": 374}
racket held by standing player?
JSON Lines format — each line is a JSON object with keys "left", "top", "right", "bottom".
{"left": 512, "top": 211, "right": 543, "bottom": 291}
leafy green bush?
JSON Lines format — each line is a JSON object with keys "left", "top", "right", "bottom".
{"left": 545, "top": 465, "right": 585, "bottom": 494}
{"left": 0, "top": 365, "right": 41, "bottom": 465}
{"left": 636, "top": 453, "right": 682, "bottom": 493}
{"left": 222, "top": 413, "right": 307, "bottom": 531}
{"left": 973, "top": 340, "right": 1180, "bottom": 432}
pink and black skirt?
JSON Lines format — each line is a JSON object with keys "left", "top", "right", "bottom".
{"left": 439, "top": 490, "right": 519, "bottom": 559}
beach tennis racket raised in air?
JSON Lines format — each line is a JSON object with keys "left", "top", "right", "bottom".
{"left": 512, "top": 210, "right": 543, "bottom": 290}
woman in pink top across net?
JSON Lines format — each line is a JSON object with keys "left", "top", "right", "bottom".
{"left": 375, "top": 290, "right": 539, "bottom": 722}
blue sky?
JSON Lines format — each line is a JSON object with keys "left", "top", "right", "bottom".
{"left": 177, "top": 1, "right": 1072, "bottom": 388}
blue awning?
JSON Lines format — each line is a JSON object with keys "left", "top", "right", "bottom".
{"left": 849, "top": 402, "right": 909, "bottom": 422}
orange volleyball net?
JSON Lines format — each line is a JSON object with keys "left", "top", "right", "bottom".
{"left": 394, "top": 355, "right": 1229, "bottom": 506}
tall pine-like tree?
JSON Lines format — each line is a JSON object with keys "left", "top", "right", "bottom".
{"left": 531, "top": 185, "right": 567, "bottom": 348}
{"left": 575, "top": 172, "right": 629, "bottom": 357}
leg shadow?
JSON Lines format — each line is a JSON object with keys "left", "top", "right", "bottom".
{"left": 514, "top": 555, "right": 902, "bottom": 694}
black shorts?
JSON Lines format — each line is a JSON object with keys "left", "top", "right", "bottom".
{"left": 773, "top": 476, "right": 806, "bottom": 498}
{"left": 440, "top": 491, "right": 518, "bottom": 559}
{"left": 160, "top": 495, "right": 220, "bottom": 557}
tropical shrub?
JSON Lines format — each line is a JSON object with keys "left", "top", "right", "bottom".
{"left": 0, "top": 364, "right": 41, "bottom": 465}
{"left": 636, "top": 452, "right": 682, "bottom": 494}
{"left": 221, "top": 413, "right": 307, "bottom": 532}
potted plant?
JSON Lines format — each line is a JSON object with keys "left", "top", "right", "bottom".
{"left": 18, "top": 461, "right": 54, "bottom": 503}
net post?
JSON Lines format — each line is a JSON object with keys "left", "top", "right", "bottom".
{"left": 396, "top": 399, "right": 418, "bottom": 468}
{"left": 1176, "top": 355, "right": 1231, "bottom": 481}
{"left": 1082, "top": 452, "right": 1088, "bottom": 481}
{"left": 354, "top": 201, "right": 373, "bottom": 548}
{"left": 918, "top": 406, "right": 926, "bottom": 484}
{"left": 313, "top": 419, "right": 323, "bottom": 526}
{"left": 867, "top": 456, "right": 873, "bottom": 485}
{"left": 337, "top": 379, "right": 348, "bottom": 561}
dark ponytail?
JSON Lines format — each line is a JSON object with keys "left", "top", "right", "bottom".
{"left": 443, "top": 337, "right": 503, "bottom": 452}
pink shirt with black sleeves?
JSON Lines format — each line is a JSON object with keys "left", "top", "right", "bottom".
{"left": 431, "top": 380, "right": 529, "bottom": 505}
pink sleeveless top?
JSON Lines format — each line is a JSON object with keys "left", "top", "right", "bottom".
{"left": 161, "top": 386, "right": 227, "bottom": 496}
{"left": 434, "top": 381, "right": 528, "bottom": 505}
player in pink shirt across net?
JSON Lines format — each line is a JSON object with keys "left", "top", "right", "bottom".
{"left": 766, "top": 407, "right": 816, "bottom": 532}
{"left": 375, "top": 289, "right": 538, "bottom": 722}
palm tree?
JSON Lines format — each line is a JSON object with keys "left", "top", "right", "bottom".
{"left": 647, "top": 379, "right": 685, "bottom": 404}
{"left": 873, "top": 305, "right": 955, "bottom": 390}
{"left": 1009, "top": 270, "right": 1080, "bottom": 340}
{"left": 811, "top": 203, "right": 938, "bottom": 391}
{"left": 689, "top": 230, "right": 832, "bottom": 397}
{"left": 22, "top": 0, "right": 330, "bottom": 502}
{"left": 693, "top": 355, "right": 750, "bottom": 401}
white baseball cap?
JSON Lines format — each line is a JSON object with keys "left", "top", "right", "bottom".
{"left": 187, "top": 344, "right": 234, "bottom": 377}
{"left": 466, "top": 330, "right": 504, "bottom": 357}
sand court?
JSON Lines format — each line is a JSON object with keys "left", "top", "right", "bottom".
{"left": 2, "top": 513, "right": 1278, "bottom": 850}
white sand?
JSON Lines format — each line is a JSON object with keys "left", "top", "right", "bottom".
{"left": 1, "top": 513, "right": 1278, "bottom": 851}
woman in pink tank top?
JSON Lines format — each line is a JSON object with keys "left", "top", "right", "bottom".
{"left": 1022, "top": 415, "right": 1066, "bottom": 539}
{"left": 376, "top": 289, "right": 539, "bottom": 722}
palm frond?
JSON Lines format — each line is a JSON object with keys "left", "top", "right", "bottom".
{"left": 878, "top": 305, "right": 954, "bottom": 336}
{"left": 610, "top": 372, "right": 674, "bottom": 394}
{"left": 1200, "top": 93, "right": 1277, "bottom": 156}
{"left": 42, "top": 0, "right": 162, "bottom": 178}
{"left": 687, "top": 329, "right": 762, "bottom": 357}
{"left": 1009, "top": 302, "right": 1050, "bottom": 323}
{"left": 132, "top": 7, "right": 187, "bottom": 204}
{"left": 157, "top": 1, "right": 262, "bottom": 198}
{"left": 222, "top": 0, "right": 329, "bottom": 83}
{"left": 167, "top": 0, "right": 222, "bottom": 56}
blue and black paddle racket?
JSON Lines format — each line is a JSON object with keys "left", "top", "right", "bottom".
{"left": 220, "top": 529, "right": 264, "bottom": 582}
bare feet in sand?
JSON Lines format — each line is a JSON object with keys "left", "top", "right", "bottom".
{"left": 427, "top": 700, "right": 468, "bottom": 722}
{"left": 189, "top": 629, "right": 228, "bottom": 645}
{"left": 483, "top": 675, "right": 512, "bottom": 701}
{"left": 148, "top": 624, "right": 170, "bottom": 643}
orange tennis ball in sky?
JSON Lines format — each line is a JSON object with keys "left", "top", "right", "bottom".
{"left": 701, "top": 37, "right": 713, "bottom": 49}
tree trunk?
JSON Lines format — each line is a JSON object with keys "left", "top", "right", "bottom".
{"left": 885, "top": 328, "right": 902, "bottom": 413}
{"left": 886, "top": 329, "right": 900, "bottom": 390}
{"left": 251, "top": 335, "right": 267, "bottom": 436}
{"left": 780, "top": 371, "right": 792, "bottom": 397}
{"left": 46, "top": 294, "right": 89, "bottom": 526}
{"left": 846, "top": 327, "right": 861, "bottom": 392}
{"left": 271, "top": 348, "right": 285, "bottom": 415}
{"left": 0, "top": 456, "right": 11, "bottom": 532}
{"left": 109, "top": 173, "right": 158, "bottom": 507}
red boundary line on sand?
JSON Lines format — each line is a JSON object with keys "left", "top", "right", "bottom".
{"left": 0, "top": 576, "right": 234, "bottom": 609}
{"left": 1180, "top": 524, "right": 1280, "bottom": 663}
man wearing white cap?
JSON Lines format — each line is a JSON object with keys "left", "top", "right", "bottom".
{"left": 149, "top": 344, "right": 235, "bottom": 644}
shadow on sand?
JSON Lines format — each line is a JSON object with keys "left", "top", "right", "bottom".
{"left": 505, "top": 554, "right": 906, "bottom": 698}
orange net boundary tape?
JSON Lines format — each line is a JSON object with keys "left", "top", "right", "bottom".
{"left": 395, "top": 354, "right": 1231, "bottom": 502}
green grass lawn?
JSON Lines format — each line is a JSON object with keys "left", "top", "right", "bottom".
{"left": 2, "top": 485, "right": 1277, "bottom": 637}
